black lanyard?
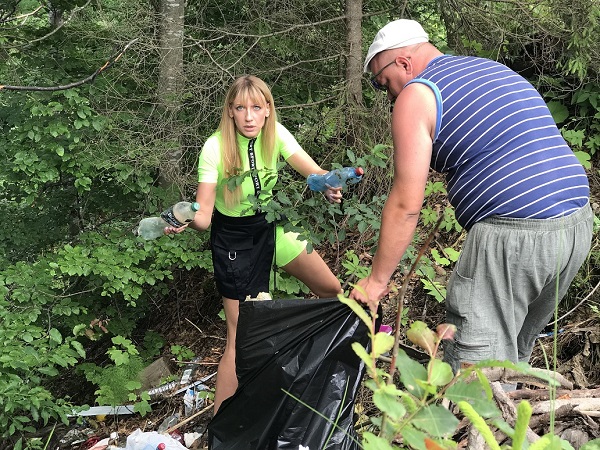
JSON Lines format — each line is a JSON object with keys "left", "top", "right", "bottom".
{"left": 247, "top": 138, "right": 262, "bottom": 209}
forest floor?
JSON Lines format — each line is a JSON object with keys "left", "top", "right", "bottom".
{"left": 52, "top": 262, "right": 600, "bottom": 450}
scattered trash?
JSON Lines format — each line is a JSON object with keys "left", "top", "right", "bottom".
{"left": 70, "top": 404, "right": 136, "bottom": 418}
{"left": 113, "top": 428, "right": 188, "bottom": 450}
{"left": 183, "top": 432, "right": 202, "bottom": 448}
{"left": 183, "top": 384, "right": 209, "bottom": 416}
{"left": 180, "top": 357, "right": 202, "bottom": 385}
{"left": 148, "top": 380, "right": 179, "bottom": 398}
{"left": 59, "top": 427, "right": 97, "bottom": 446}
{"left": 379, "top": 324, "right": 393, "bottom": 335}
{"left": 87, "top": 437, "right": 110, "bottom": 450}
{"left": 157, "top": 413, "right": 180, "bottom": 434}
{"left": 61, "top": 370, "right": 216, "bottom": 448}
{"left": 245, "top": 291, "right": 272, "bottom": 301}
{"left": 149, "top": 373, "right": 216, "bottom": 400}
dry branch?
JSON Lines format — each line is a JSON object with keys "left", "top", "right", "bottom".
{"left": 0, "top": 38, "right": 138, "bottom": 92}
{"left": 477, "top": 367, "right": 574, "bottom": 390}
{"left": 531, "top": 398, "right": 600, "bottom": 415}
{"left": 509, "top": 387, "right": 600, "bottom": 401}
{"left": 490, "top": 382, "right": 540, "bottom": 443}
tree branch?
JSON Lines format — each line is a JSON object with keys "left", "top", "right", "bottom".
{"left": 0, "top": 38, "right": 138, "bottom": 92}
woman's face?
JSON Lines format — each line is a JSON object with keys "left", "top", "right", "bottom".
{"left": 229, "top": 95, "right": 270, "bottom": 138}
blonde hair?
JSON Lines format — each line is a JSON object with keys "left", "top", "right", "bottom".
{"left": 219, "top": 75, "right": 278, "bottom": 207}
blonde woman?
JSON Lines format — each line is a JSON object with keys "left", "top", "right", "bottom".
{"left": 171, "top": 75, "right": 342, "bottom": 414}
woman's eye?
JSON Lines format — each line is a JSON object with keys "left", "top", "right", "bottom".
{"left": 253, "top": 105, "right": 261, "bottom": 111}
{"left": 235, "top": 105, "right": 244, "bottom": 111}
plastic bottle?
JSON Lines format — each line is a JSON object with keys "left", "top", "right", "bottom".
{"left": 179, "top": 356, "right": 202, "bottom": 385}
{"left": 157, "top": 413, "right": 180, "bottom": 433}
{"left": 136, "top": 202, "right": 199, "bottom": 240}
{"left": 160, "top": 201, "right": 200, "bottom": 227}
{"left": 306, "top": 167, "right": 364, "bottom": 192}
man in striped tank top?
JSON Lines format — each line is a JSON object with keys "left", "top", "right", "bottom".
{"left": 350, "top": 19, "right": 594, "bottom": 375}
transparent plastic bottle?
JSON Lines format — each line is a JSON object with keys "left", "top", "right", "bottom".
{"left": 306, "top": 167, "right": 364, "bottom": 192}
{"left": 136, "top": 202, "right": 199, "bottom": 240}
{"left": 161, "top": 201, "right": 200, "bottom": 227}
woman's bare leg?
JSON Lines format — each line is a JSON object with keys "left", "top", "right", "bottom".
{"left": 213, "top": 297, "right": 239, "bottom": 415}
{"left": 281, "top": 248, "right": 341, "bottom": 297}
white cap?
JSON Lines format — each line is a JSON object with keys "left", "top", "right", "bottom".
{"left": 364, "top": 19, "right": 429, "bottom": 72}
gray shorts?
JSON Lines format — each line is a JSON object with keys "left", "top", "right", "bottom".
{"left": 443, "top": 203, "right": 594, "bottom": 373}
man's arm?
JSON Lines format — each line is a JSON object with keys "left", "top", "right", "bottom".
{"left": 350, "top": 83, "right": 436, "bottom": 309}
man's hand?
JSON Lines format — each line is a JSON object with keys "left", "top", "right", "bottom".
{"left": 349, "top": 275, "right": 390, "bottom": 313}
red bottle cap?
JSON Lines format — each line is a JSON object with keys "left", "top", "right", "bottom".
{"left": 355, "top": 167, "right": 364, "bottom": 176}
{"left": 157, "top": 444, "right": 166, "bottom": 450}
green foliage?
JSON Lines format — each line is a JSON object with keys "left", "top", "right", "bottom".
{"left": 79, "top": 337, "right": 145, "bottom": 407}
{"left": 342, "top": 250, "right": 371, "bottom": 282}
{"left": 170, "top": 345, "right": 195, "bottom": 363}
{"left": 340, "top": 294, "right": 575, "bottom": 449}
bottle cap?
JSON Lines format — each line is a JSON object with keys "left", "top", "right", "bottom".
{"left": 355, "top": 167, "right": 364, "bottom": 176}
{"left": 191, "top": 202, "right": 200, "bottom": 211}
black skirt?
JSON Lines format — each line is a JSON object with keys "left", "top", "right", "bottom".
{"left": 210, "top": 210, "right": 274, "bottom": 301}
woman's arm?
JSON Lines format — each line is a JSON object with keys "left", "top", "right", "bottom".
{"left": 285, "top": 149, "right": 327, "bottom": 178}
{"left": 188, "top": 182, "right": 216, "bottom": 231}
{"left": 286, "top": 150, "right": 342, "bottom": 204}
{"left": 165, "top": 181, "right": 216, "bottom": 234}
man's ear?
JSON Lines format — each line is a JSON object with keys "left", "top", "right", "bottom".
{"left": 398, "top": 55, "right": 412, "bottom": 73}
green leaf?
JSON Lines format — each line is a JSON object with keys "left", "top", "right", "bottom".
{"left": 547, "top": 101, "right": 569, "bottom": 124}
{"left": 372, "top": 384, "right": 406, "bottom": 421}
{"left": 351, "top": 342, "right": 372, "bottom": 366}
{"left": 396, "top": 349, "right": 428, "bottom": 399}
{"left": 373, "top": 332, "right": 394, "bottom": 357}
{"left": 427, "top": 358, "right": 454, "bottom": 386}
{"left": 580, "top": 439, "right": 600, "bottom": 450}
{"left": 401, "top": 425, "right": 429, "bottom": 450}
{"left": 411, "top": 404, "right": 460, "bottom": 438}
{"left": 362, "top": 432, "right": 395, "bottom": 450}
{"left": 49, "top": 328, "right": 63, "bottom": 344}
{"left": 574, "top": 150, "right": 591, "bottom": 169}
{"left": 406, "top": 321, "right": 437, "bottom": 356}
{"left": 339, "top": 295, "right": 373, "bottom": 329}
{"left": 445, "top": 380, "right": 499, "bottom": 418}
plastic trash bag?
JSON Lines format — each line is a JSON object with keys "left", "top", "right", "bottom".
{"left": 122, "top": 428, "right": 187, "bottom": 450}
{"left": 208, "top": 297, "right": 370, "bottom": 450}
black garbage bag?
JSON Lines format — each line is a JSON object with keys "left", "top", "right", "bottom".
{"left": 207, "top": 297, "right": 370, "bottom": 450}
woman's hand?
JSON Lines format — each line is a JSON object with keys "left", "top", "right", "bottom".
{"left": 164, "top": 224, "right": 188, "bottom": 235}
{"left": 324, "top": 185, "right": 343, "bottom": 204}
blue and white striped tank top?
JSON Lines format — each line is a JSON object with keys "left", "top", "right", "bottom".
{"left": 407, "top": 55, "right": 589, "bottom": 230}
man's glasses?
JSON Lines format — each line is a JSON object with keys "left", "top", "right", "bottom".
{"left": 370, "top": 60, "right": 396, "bottom": 91}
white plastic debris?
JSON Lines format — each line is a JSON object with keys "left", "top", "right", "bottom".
{"left": 124, "top": 428, "right": 187, "bottom": 450}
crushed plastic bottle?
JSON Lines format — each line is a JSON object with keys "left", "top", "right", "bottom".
{"left": 157, "top": 413, "right": 180, "bottom": 434}
{"left": 306, "top": 167, "right": 364, "bottom": 192}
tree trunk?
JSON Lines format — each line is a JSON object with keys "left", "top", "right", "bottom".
{"left": 345, "top": 0, "right": 363, "bottom": 106}
{"left": 157, "top": 0, "right": 185, "bottom": 191}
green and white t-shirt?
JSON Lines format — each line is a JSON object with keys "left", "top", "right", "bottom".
{"left": 198, "top": 122, "right": 301, "bottom": 217}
